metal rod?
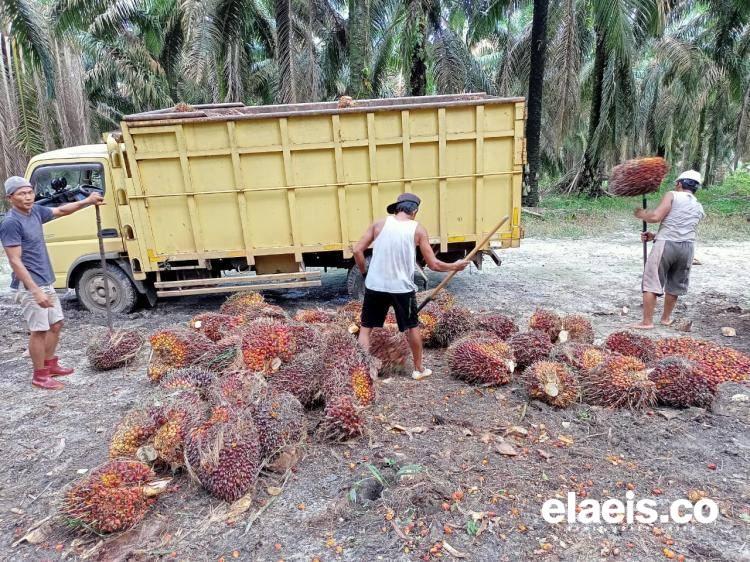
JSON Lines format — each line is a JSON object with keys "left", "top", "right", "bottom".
{"left": 642, "top": 195, "right": 648, "bottom": 266}
{"left": 95, "top": 205, "right": 113, "bottom": 333}
{"left": 417, "top": 215, "right": 510, "bottom": 312}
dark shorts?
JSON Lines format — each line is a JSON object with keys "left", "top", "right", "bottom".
{"left": 361, "top": 288, "right": 419, "bottom": 332}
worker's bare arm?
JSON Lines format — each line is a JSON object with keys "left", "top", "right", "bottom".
{"left": 416, "top": 226, "right": 468, "bottom": 273}
{"left": 3, "top": 245, "right": 52, "bottom": 308}
{"left": 352, "top": 219, "right": 384, "bottom": 274}
{"left": 635, "top": 193, "right": 673, "bottom": 224}
{"left": 52, "top": 192, "right": 105, "bottom": 218}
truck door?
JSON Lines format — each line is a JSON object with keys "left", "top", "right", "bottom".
{"left": 28, "top": 161, "right": 124, "bottom": 289}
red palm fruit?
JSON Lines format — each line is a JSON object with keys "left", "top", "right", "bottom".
{"left": 447, "top": 335, "right": 516, "bottom": 385}
{"left": 269, "top": 351, "right": 323, "bottom": 407}
{"left": 583, "top": 355, "right": 657, "bottom": 409}
{"left": 240, "top": 304, "right": 289, "bottom": 322}
{"left": 151, "top": 391, "right": 208, "bottom": 468}
{"left": 335, "top": 300, "right": 363, "bottom": 333}
{"left": 529, "top": 309, "right": 563, "bottom": 342}
{"left": 321, "top": 395, "right": 365, "bottom": 440}
{"left": 648, "top": 356, "right": 714, "bottom": 408}
{"left": 62, "top": 460, "right": 162, "bottom": 533}
{"left": 509, "top": 330, "right": 554, "bottom": 370}
{"left": 87, "top": 329, "right": 145, "bottom": 371}
{"left": 287, "top": 322, "right": 325, "bottom": 354}
{"left": 474, "top": 312, "right": 519, "bottom": 340}
{"left": 559, "top": 315, "right": 595, "bottom": 344}
{"left": 250, "top": 390, "right": 307, "bottom": 460}
{"left": 109, "top": 410, "right": 159, "bottom": 459}
{"left": 149, "top": 328, "right": 219, "bottom": 381}
{"left": 431, "top": 306, "right": 473, "bottom": 347}
{"left": 219, "top": 291, "right": 265, "bottom": 316}
{"left": 160, "top": 367, "right": 216, "bottom": 397}
{"left": 209, "top": 370, "right": 267, "bottom": 409}
{"left": 185, "top": 407, "right": 262, "bottom": 502}
{"left": 416, "top": 291, "right": 456, "bottom": 311}
{"left": 369, "top": 325, "right": 412, "bottom": 376}
{"left": 655, "top": 337, "right": 750, "bottom": 390}
{"left": 605, "top": 331, "right": 657, "bottom": 363}
{"left": 608, "top": 157, "right": 668, "bottom": 197}
{"left": 551, "top": 343, "right": 608, "bottom": 372}
{"left": 189, "top": 312, "right": 244, "bottom": 342}
{"left": 525, "top": 361, "right": 580, "bottom": 408}
{"left": 240, "top": 318, "right": 296, "bottom": 373}
{"left": 293, "top": 308, "right": 337, "bottom": 324}
{"left": 321, "top": 329, "right": 376, "bottom": 406}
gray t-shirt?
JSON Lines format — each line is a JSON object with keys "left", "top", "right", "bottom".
{"left": 0, "top": 205, "right": 56, "bottom": 289}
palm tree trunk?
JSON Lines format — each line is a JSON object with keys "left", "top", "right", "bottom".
{"left": 704, "top": 118, "right": 719, "bottom": 186}
{"left": 349, "top": 0, "right": 371, "bottom": 98}
{"left": 734, "top": 83, "right": 749, "bottom": 170}
{"left": 408, "top": 0, "right": 428, "bottom": 97}
{"left": 276, "top": 0, "right": 296, "bottom": 103}
{"left": 523, "top": 0, "right": 549, "bottom": 207}
{"left": 579, "top": 27, "right": 606, "bottom": 197}
{"left": 691, "top": 106, "right": 705, "bottom": 172}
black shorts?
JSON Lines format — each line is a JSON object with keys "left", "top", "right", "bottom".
{"left": 361, "top": 288, "right": 419, "bottom": 332}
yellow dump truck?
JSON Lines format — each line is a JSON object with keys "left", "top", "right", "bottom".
{"left": 22, "top": 94, "right": 525, "bottom": 312}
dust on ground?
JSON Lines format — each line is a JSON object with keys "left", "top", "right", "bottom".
{"left": 1, "top": 233, "right": 749, "bottom": 562}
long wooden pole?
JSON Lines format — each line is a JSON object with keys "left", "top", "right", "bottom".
{"left": 95, "top": 205, "right": 113, "bottom": 333}
{"left": 417, "top": 215, "right": 510, "bottom": 312}
{"left": 642, "top": 195, "right": 648, "bottom": 266}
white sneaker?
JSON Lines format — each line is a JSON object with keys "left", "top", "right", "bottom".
{"left": 412, "top": 368, "right": 432, "bottom": 381}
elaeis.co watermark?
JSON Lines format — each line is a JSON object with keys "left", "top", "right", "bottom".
{"left": 541, "top": 491, "right": 719, "bottom": 525}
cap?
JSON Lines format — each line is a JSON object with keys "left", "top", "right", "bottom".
{"left": 386, "top": 192, "right": 421, "bottom": 214}
{"left": 676, "top": 170, "right": 702, "bottom": 185}
{"left": 4, "top": 176, "right": 33, "bottom": 196}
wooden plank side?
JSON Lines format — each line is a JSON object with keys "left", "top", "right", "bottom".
{"left": 155, "top": 270, "right": 321, "bottom": 288}
{"left": 158, "top": 280, "right": 321, "bottom": 297}
{"left": 175, "top": 125, "right": 205, "bottom": 253}
{"left": 438, "top": 108, "right": 448, "bottom": 252}
{"left": 279, "top": 118, "right": 302, "bottom": 261}
{"left": 475, "top": 105, "right": 485, "bottom": 238}
{"left": 366, "top": 113, "right": 379, "bottom": 222}
{"left": 331, "top": 114, "right": 351, "bottom": 256}
{"left": 401, "top": 110, "right": 411, "bottom": 194}
{"left": 227, "top": 121, "right": 256, "bottom": 265}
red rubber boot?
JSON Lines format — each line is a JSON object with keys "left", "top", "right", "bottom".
{"left": 44, "top": 356, "right": 74, "bottom": 376}
{"left": 32, "top": 368, "right": 64, "bottom": 390}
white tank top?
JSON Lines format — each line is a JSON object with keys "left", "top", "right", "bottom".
{"left": 365, "top": 216, "right": 418, "bottom": 293}
{"left": 656, "top": 191, "right": 705, "bottom": 242}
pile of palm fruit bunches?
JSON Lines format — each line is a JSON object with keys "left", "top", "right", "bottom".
{"left": 69, "top": 292, "right": 749, "bottom": 534}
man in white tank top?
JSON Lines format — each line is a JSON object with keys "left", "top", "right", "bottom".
{"left": 632, "top": 170, "right": 705, "bottom": 330}
{"left": 352, "top": 193, "right": 468, "bottom": 380}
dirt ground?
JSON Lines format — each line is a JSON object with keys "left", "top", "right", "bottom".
{"left": 1, "top": 232, "right": 749, "bottom": 562}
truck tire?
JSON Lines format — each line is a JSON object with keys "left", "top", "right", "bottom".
{"left": 75, "top": 263, "right": 138, "bottom": 314}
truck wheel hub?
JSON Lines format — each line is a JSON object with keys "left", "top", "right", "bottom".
{"left": 89, "top": 275, "right": 119, "bottom": 305}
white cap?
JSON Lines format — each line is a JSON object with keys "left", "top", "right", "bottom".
{"left": 676, "top": 170, "right": 702, "bottom": 185}
{"left": 4, "top": 176, "right": 33, "bottom": 196}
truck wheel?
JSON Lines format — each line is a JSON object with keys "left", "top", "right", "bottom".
{"left": 75, "top": 264, "right": 138, "bottom": 314}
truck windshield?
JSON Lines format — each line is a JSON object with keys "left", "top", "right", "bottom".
{"left": 30, "top": 163, "right": 105, "bottom": 207}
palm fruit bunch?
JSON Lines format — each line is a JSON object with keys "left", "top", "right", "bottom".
{"left": 320, "top": 329, "right": 376, "bottom": 406}
{"left": 250, "top": 389, "right": 307, "bottom": 460}
{"left": 369, "top": 325, "right": 412, "bottom": 377}
{"left": 605, "top": 331, "right": 657, "bottom": 363}
{"left": 148, "top": 328, "right": 218, "bottom": 382}
{"left": 189, "top": 312, "right": 244, "bottom": 342}
{"left": 473, "top": 312, "right": 519, "bottom": 340}
{"left": 109, "top": 410, "right": 159, "bottom": 459}
{"left": 240, "top": 318, "right": 296, "bottom": 373}
{"left": 269, "top": 350, "right": 323, "bottom": 407}
{"left": 151, "top": 391, "right": 208, "bottom": 468}
{"left": 241, "top": 303, "right": 289, "bottom": 322}
{"left": 287, "top": 322, "right": 325, "bottom": 354}
{"left": 430, "top": 305, "right": 473, "bottom": 347}
{"left": 293, "top": 308, "right": 337, "bottom": 324}
{"left": 417, "top": 301, "right": 441, "bottom": 345}
{"left": 524, "top": 361, "right": 580, "bottom": 408}
{"left": 655, "top": 337, "right": 750, "bottom": 390}
{"left": 62, "top": 460, "right": 160, "bottom": 533}
{"left": 528, "top": 309, "right": 562, "bottom": 342}
{"left": 509, "top": 330, "right": 553, "bottom": 370}
{"left": 648, "top": 356, "right": 714, "bottom": 408}
{"left": 160, "top": 367, "right": 216, "bottom": 397}
{"left": 185, "top": 406, "right": 262, "bottom": 502}
{"left": 416, "top": 290, "right": 456, "bottom": 311}
{"left": 209, "top": 371, "right": 267, "bottom": 409}
{"left": 321, "top": 395, "right": 365, "bottom": 440}
{"left": 447, "top": 335, "right": 516, "bottom": 385}
{"left": 583, "top": 355, "right": 657, "bottom": 409}
{"left": 608, "top": 156, "right": 668, "bottom": 197}
{"left": 87, "top": 329, "right": 145, "bottom": 371}
{"left": 551, "top": 343, "right": 608, "bottom": 372}
{"left": 195, "top": 335, "right": 243, "bottom": 374}
{"left": 219, "top": 291, "right": 265, "bottom": 316}
{"left": 336, "top": 300, "right": 363, "bottom": 333}
{"left": 559, "top": 314, "right": 595, "bottom": 344}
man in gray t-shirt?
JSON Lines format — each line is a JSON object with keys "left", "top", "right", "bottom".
{"left": 1, "top": 176, "right": 103, "bottom": 390}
